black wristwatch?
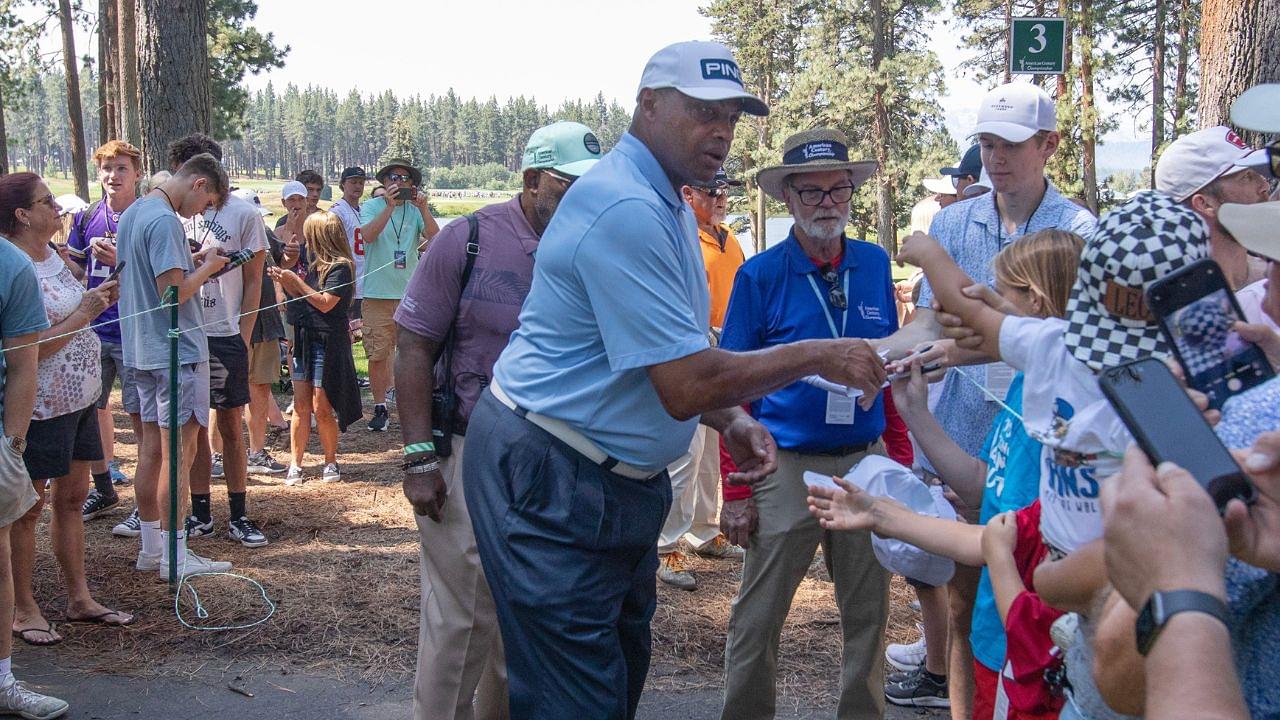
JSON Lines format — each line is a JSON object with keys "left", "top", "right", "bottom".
{"left": 1135, "top": 589, "right": 1229, "bottom": 656}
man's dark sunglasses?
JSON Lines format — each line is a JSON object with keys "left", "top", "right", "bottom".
{"left": 542, "top": 169, "right": 576, "bottom": 187}
{"left": 792, "top": 184, "right": 855, "bottom": 207}
{"left": 694, "top": 186, "right": 728, "bottom": 198}
{"left": 385, "top": 173, "right": 415, "bottom": 183}
{"left": 822, "top": 268, "right": 847, "bottom": 310}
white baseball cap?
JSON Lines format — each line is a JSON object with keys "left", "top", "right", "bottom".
{"left": 964, "top": 167, "right": 993, "bottom": 197}
{"left": 969, "top": 82, "right": 1057, "bottom": 143}
{"left": 1154, "top": 126, "right": 1269, "bottom": 202}
{"left": 1232, "top": 84, "right": 1280, "bottom": 134}
{"left": 231, "top": 188, "right": 272, "bottom": 216}
{"left": 281, "top": 181, "right": 307, "bottom": 201}
{"left": 921, "top": 177, "right": 955, "bottom": 195}
{"left": 637, "top": 40, "right": 769, "bottom": 116}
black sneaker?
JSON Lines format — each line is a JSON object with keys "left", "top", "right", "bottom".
{"left": 82, "top": 489, "right": 119, "bottom": 521}
{"left": 368, "top": 405, "right": 389, "bottom": 432}
{"left": 185, "top": 515, "right": 215, "bottom": 539}
{"left": 228, "top": 516, "right": 268, "bottom": 548}
{"left": 885, "top": 667, "right": 949, "bottom": 708}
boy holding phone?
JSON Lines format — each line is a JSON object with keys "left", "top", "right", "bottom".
{"left": 359, "top": 160, "right": 440, "bottom": 432}
{"left": 72, "top": 140, "right": 145, "bottom": 520}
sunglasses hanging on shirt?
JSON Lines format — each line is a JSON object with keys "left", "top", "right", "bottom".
{"left": 822, "top": 267, "right": 848, "bottom": 310}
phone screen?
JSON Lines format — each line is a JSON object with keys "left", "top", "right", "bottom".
{"left": 1149, "top": 260, "right": 1274, "bottom": 409}
{"left": 1099, "top": 358, "right": 1254, "bottom": 511}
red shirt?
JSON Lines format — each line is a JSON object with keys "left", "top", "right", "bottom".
{"left": 996, "top": 501, "right": 1064, "bottom": 717}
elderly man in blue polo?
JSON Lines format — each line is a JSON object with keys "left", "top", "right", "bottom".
{"left": 459, "top": 42, "right": 889, "bottom": 720}
{"left": 718, "top": 128, "right": 898, "bottom": 720}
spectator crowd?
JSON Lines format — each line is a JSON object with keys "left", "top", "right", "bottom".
{"left": 0, "top": 38, "right": 1276, "bottom": 720}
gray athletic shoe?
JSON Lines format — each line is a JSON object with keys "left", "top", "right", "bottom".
{"left": 656, "top": 551, "right": 697, "bottom": 591}
{"left": 0, "top": 679, "right": 69, "bottom": 719}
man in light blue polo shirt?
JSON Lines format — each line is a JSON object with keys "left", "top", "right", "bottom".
{"left": 877, "top": 81, "right": 1097, "bottom": 717}
{"left": 462, "top": 41, "right": 889, "bottom": 720}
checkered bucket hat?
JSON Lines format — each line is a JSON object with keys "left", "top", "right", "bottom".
{"left": 1063, "top": 192, "right": 1210, "bottom": 371}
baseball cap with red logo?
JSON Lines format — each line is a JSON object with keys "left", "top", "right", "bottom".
{"left": 1154, "top": 126, "right": 1271, "bottom": 201}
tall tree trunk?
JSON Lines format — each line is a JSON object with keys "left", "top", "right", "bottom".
{"left": 98, "top": 0, "right": 117, "bottom": 144}
{"left": 1080, "top": 0, "right": 1099, "bottom": 214}
{"left": 58, "top": 0, "right": 90, "bottom": 201}
{"left": 136, "top": 0, "right": 211, "bottom": 173}
{"left": 870, "top": 0, "right": 896, "bottom": 254}
{"left": 1199, "top": 0, "right": 1280, "bottom": 144}
{"left": 0, "top": 84, "right": 8, "bottom": 176}
{"left": 1171, "top": 0, "right": 1192, "bottom": 136}
{"left": 1149, "top": 0, "right": 1166, "bottom": 188}
{"left": 117, "top": 0, "right": 142, "bottom": 147}
{"left": 1003, "top": 0, "right": 1013, "bottom": 84}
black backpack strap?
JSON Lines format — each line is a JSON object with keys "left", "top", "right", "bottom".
{"left": 76, "top": 199, "right": 102, "bottom": 242}
{"left": 460, "top": 213, "right": 479, "bottom": 292}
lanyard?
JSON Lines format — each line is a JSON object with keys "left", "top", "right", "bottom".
{"left": 805, "top": 269, "right": 850, "bottom": 339}
{"left": 992, "top": 184, "right": 1047, "bottom": 247}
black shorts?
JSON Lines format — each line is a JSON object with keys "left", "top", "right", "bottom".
{"left": 208, "top": 335, "right": 251, "bottom": 409}
{"left": 24, "top": 405, "right": 103, "bottom": 480}
{"left": 348, "top": 298, "right": 362, "bottom": 321}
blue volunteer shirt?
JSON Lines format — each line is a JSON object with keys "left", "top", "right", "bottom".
{"left": 492, "top": 133, "right": 711, "bottom": 472}
{"left": 916, "top": 183, "right": 1096, "bottom": 463}
{"left": 719, "top": 233, "right": 897, "bottom": 451}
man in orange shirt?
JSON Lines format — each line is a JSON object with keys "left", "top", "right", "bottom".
{"left": 657, "top": 168, "right": 748, "bottom": 590}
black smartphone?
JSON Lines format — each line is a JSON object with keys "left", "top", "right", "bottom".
{"left": 396, "top": 187, "right": 414, "bottom": 201}
{"left": 1099, "top": 357, "right": 1254, "bottom": 512}
{"left": 105, "top": 260, "right": 126, "bottom": 283}
{"left": 1147, "top": 258, "right": 1274, "bottom": 409}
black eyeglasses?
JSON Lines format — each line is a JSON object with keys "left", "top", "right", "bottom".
{"left": 822, "top": 267, "right": 847, "bottom": 310}
{"left": 791, "top": 184, "right": 855, "bottom": 207}
{"left": 695, "top": 186, "right": 727, "bottom": 198}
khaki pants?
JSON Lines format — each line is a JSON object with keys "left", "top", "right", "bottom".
{"left": 658, "top": 426, "right": 722, "bottom": 552}
{"left": 413, "top": 435, "right": 509, "bottom": 720}
{"left": 721, "top": 445, "right": 891, "bottom": 720}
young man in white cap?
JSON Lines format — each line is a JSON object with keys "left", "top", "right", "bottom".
{"left": 462, "top": 41, "right": 885, "bottom": 720}
{"left": 1154, "top": 126, "right": 1273, "bottom": 290}
{"left": 875, "top": 81, "right": 1096, "bottom": 718}
{"left": 394, "top": 120, "right": 602, "bottom": 720}
{"left": 717, "top": 128, "right": 902, "bottom": 719}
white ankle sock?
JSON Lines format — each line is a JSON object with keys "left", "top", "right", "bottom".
{"left": 140, "top": 519, "right": 162, "bottom": 556}
{"left": 0, "top": 656, "right": 12, "bottom": 687}
{"left": 160, "top": 530, "right": 188, "bottom": 562}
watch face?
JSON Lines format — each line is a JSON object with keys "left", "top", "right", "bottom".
{"left": 1136, "top": 600, "right": 1158, "bottom": 655}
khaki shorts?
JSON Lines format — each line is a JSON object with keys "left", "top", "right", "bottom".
{"left": 0, "top": 429, "right": 38, "bottom": 528}
{"left": 249, "top": 340, "right": 281, "bottom": 386}
{"left": 361, "top": 298, "right": 400, "bottom": 362}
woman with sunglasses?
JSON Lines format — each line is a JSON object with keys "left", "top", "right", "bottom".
{"left": 0, "top": 173, "right": 132, "bottom": 650}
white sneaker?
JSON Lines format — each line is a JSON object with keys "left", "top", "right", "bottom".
{"left": 886, "top": 626, "right": 927, "bottom": 672}
{"left": 135, "top": 551, "right": 161, "bottom": 572}
{"left": 285, "top": 465, "right": 304, "bottom": 486}
{"left": 159, "top": 549, "right": 232, "bottom": 578}
{"left": 321, "top": 463, "right": 341, "bottom": 483}
{"left": 0, "top": 679, "right": 68, "bottom": 720}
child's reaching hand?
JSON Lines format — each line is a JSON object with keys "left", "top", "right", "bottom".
{"left": 982, "top": 510, "right": 1019, "bottom": 563}
{"left": 807, "top": 477, "right": 880, "bottom": 532}
{"left": 895, "top": 231, "right": 944, "bottom": 268}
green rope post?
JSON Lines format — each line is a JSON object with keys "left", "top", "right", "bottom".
{"left": 166, "top": 286, "right": 179, "bottom": 591}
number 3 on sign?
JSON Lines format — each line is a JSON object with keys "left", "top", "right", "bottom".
{"left": 1029, "top": 23, "right": 1047, "bottom": 53}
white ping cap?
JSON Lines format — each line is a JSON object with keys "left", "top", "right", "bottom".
{"left": 637, "top": 41, "right": 769, "bottom": 117}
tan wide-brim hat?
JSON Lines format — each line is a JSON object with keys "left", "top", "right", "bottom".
{"left": 756, "top": 128, "right": 878, "bottom": 201}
